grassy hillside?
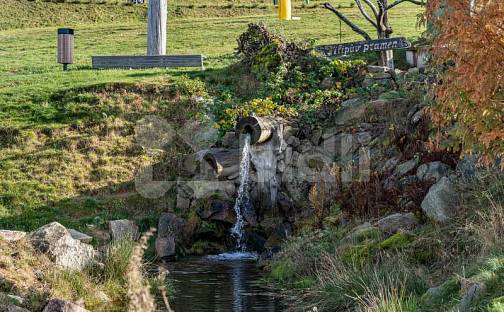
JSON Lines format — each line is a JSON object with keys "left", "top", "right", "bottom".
{"left": 0, "top": 0, "right": 424, "bottom": 232}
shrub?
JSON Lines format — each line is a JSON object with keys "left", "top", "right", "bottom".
{"left": 427, "top": 0, "right": 504, "bottom": 166}
{"left": 217, "top": 97, "right": 297, "bottom": 131}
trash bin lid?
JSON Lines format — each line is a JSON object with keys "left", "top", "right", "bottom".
{"left": 58, "top": 28, "right": 74, "bottom": 35}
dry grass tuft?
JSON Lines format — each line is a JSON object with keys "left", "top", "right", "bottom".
{"left": 127, "top": 228, "right": 157, "bottom": 312}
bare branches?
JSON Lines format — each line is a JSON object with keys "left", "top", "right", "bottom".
{"left": 324, "top": 2, "right": 372, "bottom": 40}
{"left": 387, "top": 0, "right": 425, "bottom": 10}
{"left": 355, "top": 0, "right": 378, "bottom": 29}
{"left": 362, "top": 0, "right": 379, "bottom": 19}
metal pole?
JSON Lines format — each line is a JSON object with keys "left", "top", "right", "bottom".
{"left": 339, "top": 20, "right": 342, "bottom": 42}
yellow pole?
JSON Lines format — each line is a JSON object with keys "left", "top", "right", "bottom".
{"left": 279, "top": 0, "right": 291, "bottom": 20}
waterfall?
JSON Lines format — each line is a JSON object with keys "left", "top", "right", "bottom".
{"left": 231, "top": 134, "right": 251, "bottom": 251}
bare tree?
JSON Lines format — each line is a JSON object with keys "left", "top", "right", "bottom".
{"left": 324, "top": 0, "right": 425, "bottom": 68}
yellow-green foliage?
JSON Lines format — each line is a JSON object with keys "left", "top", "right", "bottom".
{"left": 218, "top": 97, "right": 297, "bottom": 130}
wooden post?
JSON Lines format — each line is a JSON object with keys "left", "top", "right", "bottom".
{"left": 147, "top": 0, "right": 167, "bottom": 56}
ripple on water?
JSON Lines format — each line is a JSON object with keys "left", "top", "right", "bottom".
{"left": 205, "top": 252, "right": 258, "bottom": 261}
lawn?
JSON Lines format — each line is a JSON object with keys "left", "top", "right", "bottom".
{"left": 0, "top": 0, "right": 424, "bottom": 231}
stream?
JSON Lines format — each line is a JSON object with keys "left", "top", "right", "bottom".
{"left": 167, "top": 253, "right": 284, "bottom": 312}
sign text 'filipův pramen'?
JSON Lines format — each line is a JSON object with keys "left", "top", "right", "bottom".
{"left": 316, "top": 37, "right": 411, "bottom": 58}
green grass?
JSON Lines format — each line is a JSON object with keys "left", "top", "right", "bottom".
{"left": 0, "top": 0, "right": 423, "bottom": 232}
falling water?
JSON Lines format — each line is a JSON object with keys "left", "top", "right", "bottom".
{"left": 231, "top": 133, "right": 251, "bottom": 251}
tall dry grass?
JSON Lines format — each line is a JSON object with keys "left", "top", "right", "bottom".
{"left": 314, "top": 253, "right": 426, "bottom": 311}
{"left": 127, "top": 228, "right": 174, "bottom": 312}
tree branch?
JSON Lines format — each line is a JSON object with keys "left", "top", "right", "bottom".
{"left": 324, "top": 2, "right": 372, "bottom": 40}
{"left": 387, "top": 0, "right": 425, "bottom": 10}
{"left": 362, "top": 0, "right": 379, "bottom": 19}
{"left": 355, "top": 0, "right": 378, "bottom": 29}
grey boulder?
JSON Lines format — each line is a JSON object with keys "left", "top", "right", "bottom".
{"left": 394, "top": 159, "right": 419, "bottom": 177}
{"left": 29, "top": 222, "right": 95, "bottom": 270}
{"left": 43, "top": 299, "right": 89, "bottom": 312}
{"left": 108, "top": 220, "right": 139, "bottom": 241}
{"left": 156, "top": 213, "right": 187, "bottom": 259}
{"left": 421, "top": 177, "right": 459, "bottom": 222}
{"left": 375, "top": 212, "right": 418, "bottom": 234}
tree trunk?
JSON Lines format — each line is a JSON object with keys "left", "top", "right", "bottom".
{"left": 147, "top": 0, "right": 167, "bottom": 56}
{"left": 379, "top": 0, "right": 394, "bottom": 69}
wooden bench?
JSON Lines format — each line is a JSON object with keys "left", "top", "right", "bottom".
{"left": 92, "top": 55, "right": 205, "bottom": 70}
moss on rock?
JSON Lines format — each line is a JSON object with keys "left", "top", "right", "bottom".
{"left": 379, "top": 232, "right": 415, "bottom": 250}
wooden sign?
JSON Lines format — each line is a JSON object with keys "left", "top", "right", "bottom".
{"left": 316, "top": 37, "right": 411, "bottom": 58}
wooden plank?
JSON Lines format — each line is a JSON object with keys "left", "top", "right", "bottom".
{"left": 92, "top": 55, "right": 205, "bottom": 69}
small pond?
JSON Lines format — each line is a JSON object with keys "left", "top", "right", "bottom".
{"left": 167, "top": 252, "right": 284, "bottom": 312}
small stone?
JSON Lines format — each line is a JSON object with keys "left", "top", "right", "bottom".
{"left": 459, "top": 282, "right": 485, "bottom": 311}
{"left": 398, "top": 175, "right": 419, "bottom": 191}
{"left": 371, "top": 71, "right": 392, "bottom": 79}
{"left": 319, "top": 77, "right": 335, "bottom": 90}
{"left": 6, "top": 305, "right": 31, "bottom": 312}
{"left": 42, "top": 299, "right": 90, "bottom": 312}
{"left": 367, "top": 65, "right": 389, "bottom": 73}
{"left": 416, "top": 161, "right": 453, "bottom": 183}
{"left": 175, "top": 194, "right": 191, "bottom": 214}
{"left": 383, "top": 157, "right": 400, "bottom": 172}
{"left": 394, "top": 159, "right": 419, "bottom": 177}
{"left": 375, "top": 213, "right": 418, "bottom": 234}
{"left": 0, "top": 230, "right": 27, "bottom": 242}
{"left": 108, "top": 220, "right": 139, "bottom": 241}
{"left": 68, "top": 229, "right": 93, "bottom": 244}
{"left": 410, "top": 108, "right": 426, "bottom": 125}
{"left": 341, "top": 97, "right": 362, "bottom": 108}
{"left": 421, "top": 177, "right": 459, "bottom": 222}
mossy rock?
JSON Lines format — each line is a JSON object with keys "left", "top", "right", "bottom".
{"left": 420, "top": 278, "right": 460, "bottom": 307}
{"left": 379, "top": 232, "right": 415, "bottom": 250}
{"left": 341, "top": 241, "right": 377, "bottom": 266}
{"left": 350, "top": 226, "right": 382, "bottom": 243}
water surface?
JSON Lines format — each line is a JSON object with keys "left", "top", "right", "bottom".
{"left": 167, "top": 253, "right": 284, "bottom": 312}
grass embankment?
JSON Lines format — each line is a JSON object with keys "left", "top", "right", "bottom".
{"left": 0, "top": 231, "right": 170, "bottom": 311}
{"left": 268, "top": 173, "right": 504, "bottom": 311}
{"left": 0, "top": 0, "right": 424, "bottom": 231}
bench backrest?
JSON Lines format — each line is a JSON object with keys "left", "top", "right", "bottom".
{"left": 92, "top": 55, "right": 205, "bottom": 69}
